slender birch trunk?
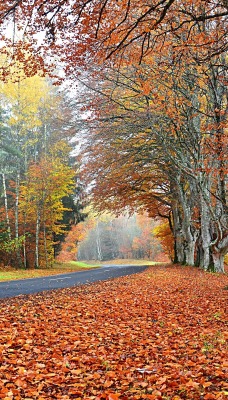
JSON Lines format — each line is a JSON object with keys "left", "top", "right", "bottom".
{"left": 22, "top": 210, "right": 27, "bottom": 268}
{"left": 35, "top": 209, "right": 40, "bottom": 269}
{"left": 15, "top": 173, "right": 20, "bottom": 240}
{"left": 23, "top": 238, "right": 27, "bottom": 269}
{"left": 2, "top": 172, "right": 11, "bottom": 240}
{"left": 96, "top": 221, "right": 102, "bottom": 260}
{"left": 15, "top": 172, "right": 23, "bottom": 267}
{"left": 43, "top": 223, "right": 48, "bottom": 268}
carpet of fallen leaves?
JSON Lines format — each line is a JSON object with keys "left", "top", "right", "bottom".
{"left": 0, "top": 265, "right": 228, "bottom": 400}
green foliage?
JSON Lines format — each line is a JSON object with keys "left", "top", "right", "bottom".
{"left": 0, "top": 235, "right": 25, "bottom": 253}
{"left": 0, "top": 70, "right": 86, "bottom": 268}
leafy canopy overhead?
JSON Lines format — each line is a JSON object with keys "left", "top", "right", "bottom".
{"left": 0, "top": 0, "right": 227, "bottom": 80}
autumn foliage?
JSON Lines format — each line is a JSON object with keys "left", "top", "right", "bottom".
{"left": 62, "top": 213, "right": 166, "bottom": 262}
{"left": 0, "top": 71, "right": 81, "bottom": 268}
{"left": 0, "top": 265, "right": 227, "bottom": 399}
{"left": 79, "top": 36, "right": 227, "bottom": 272}
{"left": 0, "top": 1, "right": 227, "bottom": 271}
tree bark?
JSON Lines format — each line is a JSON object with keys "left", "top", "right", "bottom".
{"left": 211, "top": 235, "right": 228, "bottom": 273}
{"left": 96, "top": 221, "right": 103, "bottom": 261}
{"left": 35, "top": 209, "right": 40, "bottom": 269}
{"left": 2, "top": 173, "right": 11, "bottom": 240}
{"left": 172, "top": 200, "right": 185, "bottom": 264}
{"left": 200, "top": 191, "right": 212, "bottom": 270}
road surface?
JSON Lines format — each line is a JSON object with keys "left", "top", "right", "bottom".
{"left": 0, "top": 264, "right": 148, "bottom": 299}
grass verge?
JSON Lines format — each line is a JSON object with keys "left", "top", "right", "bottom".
{"left": 0, "top": 261, "right": 100, "bottom": 282}
{"left": 82, "top": 258, "right": 164, "bottom": 266}
{"left": 0, "top": 259, "right": 164, "bottom": 282}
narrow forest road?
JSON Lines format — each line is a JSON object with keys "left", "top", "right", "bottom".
{"left": 0, "top": 264, "right": 148, "bottom": 299}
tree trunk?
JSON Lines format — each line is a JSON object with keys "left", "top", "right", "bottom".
{"left": 35, "top": 210, "right": 40, "bottom": 269}
{"left": 177, "top": 179, "right": 198, "bottom": 266}
{"left": 15, "top": 173, "right": 20, "bottom": 240}
{"left": 23, "top": 238, "right": 27, "bottom": 269}
{"left": 2, "top": 173, "right": 11, "bottom": 240}
{"left": 172, "top": 202, "right": 185, "bottom": 264}
{"left": 200, "top": 192, "right": 212, "bottom": 270}
{"left": 185, "top": 238, "right": 197, "bottom": 266}
{"left": 43, "top": 224, "right": 49, "bottom": 268}
{"left": 212, "top": 251, "right": 225, "bottom": 273}
{"left": 15, "top": 173, "right": 22, "bottom": 267}
{"left": 96, "top": 221, "right": 103, "bottom": 260}
{"left": 211, "top": 235, "right": 228, "bottom": 273}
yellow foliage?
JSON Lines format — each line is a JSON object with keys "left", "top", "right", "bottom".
{"left": 20, "top": 156, "right": 75, "bottom": 263}
{"left": 225, "top": 254, "right": 228, "bottom": 265}
{"left": 0, "top": 74, "right": 51, "bottom": 132}
{"left": 153, "top": 221, "right": 174, "bottom": 260}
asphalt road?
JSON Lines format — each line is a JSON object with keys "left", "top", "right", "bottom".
{"left": 0, "top": 264, "right": 148, "bottom": 299}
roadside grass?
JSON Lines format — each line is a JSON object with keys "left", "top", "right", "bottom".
{"left": 0, "top": 259, "right": 163, "bottom": 282}
{"left": 83, "top": 258, "right": 165, "bottom": 266}
{"left": 0, "top": 260, "right": 100, "bottom": 282}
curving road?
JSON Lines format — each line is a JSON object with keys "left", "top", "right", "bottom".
{"left": 0, "top": 264, "right": 148, "bottom": 299}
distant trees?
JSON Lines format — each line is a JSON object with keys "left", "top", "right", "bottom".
{"left": 73, "top": 213, "right": 164, "bottom": 262}
{"left": 0, "top": 71, "right": 84, "bottom": 268}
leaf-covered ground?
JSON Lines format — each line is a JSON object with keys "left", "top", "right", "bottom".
{"left": 0, "top": 265, "right": 227, "bottom": 400}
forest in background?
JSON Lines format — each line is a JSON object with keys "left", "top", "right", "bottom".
{"left": 0, "top": 68, "right": 87, "bottom": 269}
{"left": 57, "top": 213, "right": 170, "bottom": 263}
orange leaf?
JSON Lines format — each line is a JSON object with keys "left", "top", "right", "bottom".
{"left": 108, "top": 394, "right": 121, "bottom": 400}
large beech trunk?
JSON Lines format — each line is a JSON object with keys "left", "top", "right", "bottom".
{"left": 172, "top": 179, "right": 198, "bottom": 266}
{"left": 212, "top": 252, "right": 225, "bottom": 273}
{"left": 200, "top": 191, "right": 212, "bottom": 270}
{"left": 211, "top": 235, "right": 228, "bottom": 273}
{"left": 172, "top": 201, "right": 185, "bottom": 264}
{"left": 185, "top": 239, "right": 197, "bottom": 266}
{"left": 179, "top": 186, "right": 197, "bottom": 267}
